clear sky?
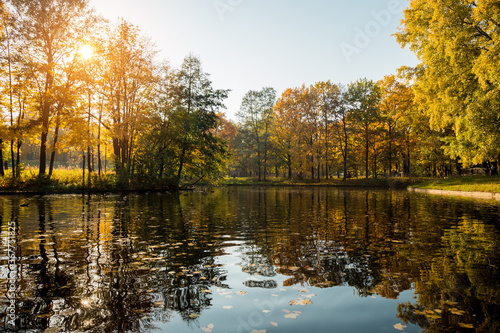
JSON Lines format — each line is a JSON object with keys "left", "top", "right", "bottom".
{"left": 89, "top": 0, "right": 418, "bottom": 120}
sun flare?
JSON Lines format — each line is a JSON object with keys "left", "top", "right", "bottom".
{"left": 78, "top": 44, "right": 94, "bottom": 60}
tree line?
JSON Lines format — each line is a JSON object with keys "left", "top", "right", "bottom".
{"left": 229, "top": 76, "right": 456, "bottom": 181}
{"left": 0, "top": 0, "right": 498, "bottom": 187}
{"left": 229, "top": 0, "right": 500, "bottom": 180}
{"left": 0, "top": 0, "right": 228, "bottom": 188}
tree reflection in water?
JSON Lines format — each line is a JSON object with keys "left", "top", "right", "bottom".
{"left": 0, "top": 188, "right": 498, "bottom": 332}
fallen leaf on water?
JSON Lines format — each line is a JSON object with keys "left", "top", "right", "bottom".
{"left": 270, "top": 322, "right": 278, "bottom": 327}
{"left": 282, "top": 309, "right": 290, "bottom": 313}
{"left": 393, "top": 323, "right": 407, "bottom": 331}
{"left": 458, "top": 323, "right": 473, "bottom": 329}
{"left": 189, "top": 313, "right": 200, "bottom": 319}
{"left": 201, "top": 323, "right": 214, "bottom": 333}
{"left": 250, "top": 330, "right": 266, "bottom": 333}
{"left": 262, "top": 310, "right": 271, "bottom": 313}
{"left": 235, "top": 291, "right": 247, "bottom": 295}
{"left": 201, "top": 289, "right": 212, "bottom": 293}
{"left": 290, "top": 298, "right": 312, "bottom": 306}
{"left": 223, "top": 306, "right": 233, "bottom": 310}
{"left": 284, "top": 312, "right": 300, "bottom": 319}
{"left": 302, "top": 294, "right": 317, "bottom": 298}
{"left": 298, "top": 299, "right": 312, "bottom": 305}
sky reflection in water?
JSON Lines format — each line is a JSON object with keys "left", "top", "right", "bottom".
{"left": 0, "top": 187, "right": 498, "bottom": 332}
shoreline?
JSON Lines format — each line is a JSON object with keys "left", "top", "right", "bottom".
{"left": 408, "top": 187, "right": 500, "bottom": 201}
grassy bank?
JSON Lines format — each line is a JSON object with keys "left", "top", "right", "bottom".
{"left": 0, "top": 167, "right": 118, "bottom": 193}
{"left": 2, "top": 168, "right": 497, "bottom": 194}
{"left": 409, "top": 175, "right": 500, "bottom": 193}
{"left": 220, "top": 176, "right": 422, "bottom": 189}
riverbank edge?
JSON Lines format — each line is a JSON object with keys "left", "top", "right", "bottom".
{"left": 408, "top": 187, "right": 500, "bottom": 201}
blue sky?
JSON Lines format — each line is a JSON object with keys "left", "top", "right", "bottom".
{"left": 90, "top": 0, "right": 418, "bottom": 120}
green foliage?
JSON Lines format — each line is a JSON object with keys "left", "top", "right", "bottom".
{"left": 132, "top": 56, "right": 230, "bottom": 188}
{"left": 395, "top": 0, "right": 500, "bottom": 165}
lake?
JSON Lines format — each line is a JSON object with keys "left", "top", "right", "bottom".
{"left": 0, "top": 187, "right": 498, "bottom": 332}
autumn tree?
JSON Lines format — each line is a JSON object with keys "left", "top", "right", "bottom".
{"left": 395, "top": 0, "right": 500, "bottom": 166}
{"left": 237, "top": 87, "right": 276, "bottom": 181}
{"left": 99, "top": 19, "right": 157, "bottom": 182}
{"left": 378, "top": 75, "right": 413, "bottom": 176}
{"left": 312, "top": 81, "right": 342, "bottom": 179}
{"left": 345, "top": 78, "right": 381, "bottom": 178}
{"left": 9, "top": 0, "right": 96, "bottom": 177}
{"left": 271, "top": 87, "right": 304, "bottom": 179}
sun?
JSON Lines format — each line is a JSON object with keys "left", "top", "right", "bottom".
{"left": 78, "top": 44, "right": 94, "bottom": 60}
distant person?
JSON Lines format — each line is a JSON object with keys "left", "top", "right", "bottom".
{"left": 490, "top": 164, "right": 497, "bottom": 175}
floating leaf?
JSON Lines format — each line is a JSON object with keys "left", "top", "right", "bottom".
{"left": 250, "top": 330, "right": 266, "bottom": 333}
{"left": 290, "top": 298, "right": 312, "bottom": 306}
{"left": 393, "top": 323, "right": 407, "bottom": 331}
{"left": 298, "top": 299, "right": 312, "bottom": 305}
{"left": 270, "top": 322, "right": 278, "bottom": 327}
{"left": 458, "top": 323, "right": 473, "bottom": 329}
{"left": 302, "top": 294, "right": 317, "bottom": 299}
{"left": 235, "top": 291, "right": 247, "bottom": 295}
{"left": 262, "top": 310, "right": 271, "bottom": 313}
{"left": 223, "top": 306, "right": 233, "bottom": 310}
{"left": 201, "top": 289, "right": 212, "bottom": 293}
{"left": 189, "top": 313, "right": 200, "bottom": 319}
{"left": 284, "top": 312, "right": 300, "bottom": 319}
{"left": 282, "top": 309, "right": 290, "bottom": 313}
{"left": 201, "top": 323, "right": 214, "bottom": 332}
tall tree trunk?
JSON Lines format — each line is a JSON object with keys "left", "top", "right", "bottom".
{"left": 287, "top": 154, "right": 292, "bottom": 180}
{"left": 263, "top": 123, "right": 268, "bottom": 181}
{"left": 48, "top": 123, "right": 60, "bottom": 176}
{"left": 39, "top": 126, "right": 49, "bottom": 176}
{"left": 177, "top": 144, "right": 187, "bottom": 182}
{"left": 16, "top": 140, "right": 21, "bottom": 178}
{"left": 388, "top": 125, "right": 393, "bottom": 177}
{"left": 365, "top": 129, "right": 369, "bottom": 179}
{"left": 0, "top": 140, "right": 4, "bottom": 176}
{"left": 7, "top": 26, "right": 13, "bottom": 178}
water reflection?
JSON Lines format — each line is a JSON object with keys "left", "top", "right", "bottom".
{"left": 0, "top": 188, "right": 498, "bottom": 332}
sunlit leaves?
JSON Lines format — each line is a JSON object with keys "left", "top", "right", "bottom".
{"left": 395, "top": 0, "right": 500, "bottom": 165}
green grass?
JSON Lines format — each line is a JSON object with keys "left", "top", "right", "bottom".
{"left": 0, "top": 167, "right": 117, "bottom": 193}
{"left": 410, "top": 175, "right": 500, "bottom": 193}
{"left": 221, "top": 176, "right": 420, "bottom": 189}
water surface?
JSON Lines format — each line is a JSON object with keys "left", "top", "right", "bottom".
{"left": 0, "top": 187, "right": 498, "bottom": 332}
